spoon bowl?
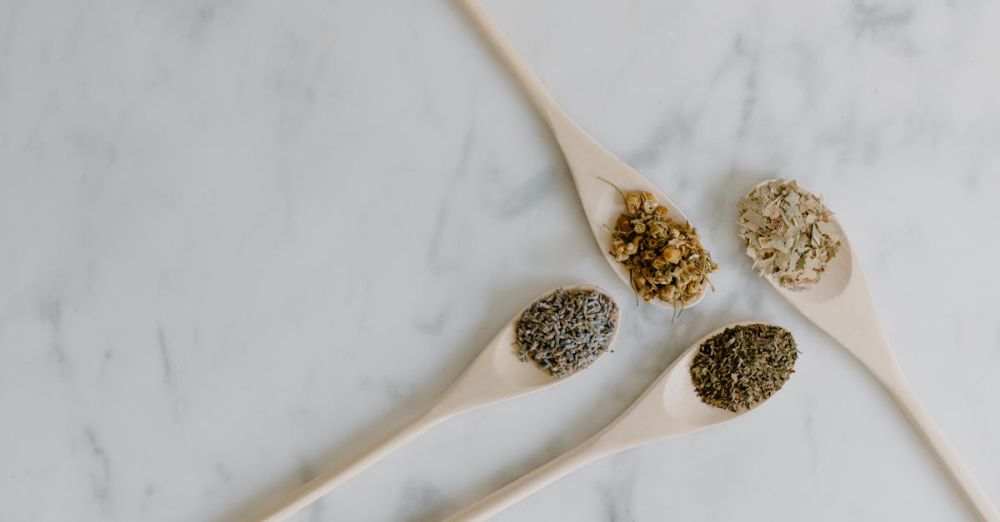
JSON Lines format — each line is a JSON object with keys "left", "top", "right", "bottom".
{"left": 748, "top": 179, "right": 853, "bottom": 303}
{"left": 459, "top": 0, "right": 710, "bottom": 310}
{"left": 571, "top": 148, "right": 708, "bottom": 310}
{"left": 656, "top": 330, "right": 751, "bottom": 427}
{"left": 435, "top": 284, "right": 620, "bottom": 412}
{"left": 743, "top": 179, "right": 999, "bottom": 521}
{"left": 443, "top": 322, "right": 789, "bottom": 522}
{"left": 584, "top": 321, "right": 782, "bottom": 447}
{"left": 257, "top": 285, "right": 620, "bottom": 521}
{"left": 742, "top": 178, "right": 914, "bottom": 378}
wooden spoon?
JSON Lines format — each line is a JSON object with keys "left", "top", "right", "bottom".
{"left": 442, "top": 322, "right": 789, "bottom": 521}
{"left": 459, "top": 0, "right": 710, "bottom": 310}
{"left": 745, "top": 180, "right": 999, "bottom": 521}
{"left": 256, "top": 285, "right": 621, "bottom": 521}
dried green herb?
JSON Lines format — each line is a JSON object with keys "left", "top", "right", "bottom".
{"left": 738, "top": 179, "right": 842, "bottom": 290}
{"left": 515, "top": 288, "right": 619, "bottom": 377}
{"left": 690, "top": 324, "right": 797, "bottom": 412}
{"left": 609, "top": 190, "right": 718, "bottom": 307}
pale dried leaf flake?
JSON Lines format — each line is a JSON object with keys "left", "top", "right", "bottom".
{"left": 738, "top": 179, "right": 842, "bottom": 290}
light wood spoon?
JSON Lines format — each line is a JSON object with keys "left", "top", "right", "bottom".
{"left": 459, "top": 0, "right": 709, "bottom": 310}
{"left": 256, "top": 285, "right": 621, "bottom": 521}
{"left": 745, "top": 180, "right": 999, "bottom": 521}
{"left": 443, "top": 322, "right": 790, "bottom": 522}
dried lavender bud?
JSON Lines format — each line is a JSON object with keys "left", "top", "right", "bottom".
{"left": 690, "top": 324, "right": 798, "bottom": 412}
{"left": 515, "top": 288, "right": 619, "bottom": 377}
{"left": 738, "top": 179, "right": 842, "bottom": 290}
{"left": 608, "top": 190, "right": 718, "bottom": 307}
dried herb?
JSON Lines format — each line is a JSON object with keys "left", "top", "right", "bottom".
{"left": 608, "top": 190, "right": 718, "bottom": 307}
{"left": 515, "top": 288, "right": 619, "bottom": 377}
{"left": 690, "top": 324, "right": 797, "bottom": 412}
{"left": 738, "top": 179, "right": 842, "bottom": 290}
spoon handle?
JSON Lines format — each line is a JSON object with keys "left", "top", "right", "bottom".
{"left": 443, "top": 434, "right": 617, "bottom": 522}
{"left": 784, "top": 247, "right": 998, "bottom": 520}
{"left": 879, "top": 371, "right": 1000, "bottom": 522}
{"left": 256, "top": 409, "right": 450, "bottom": 522}
{"left": 457, "top": 0, "right": 569, "bottom": 126}
{"left": 456, "top": 0, "right": 643, "bottom": 244}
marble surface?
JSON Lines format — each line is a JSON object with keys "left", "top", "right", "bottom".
{"left": 2, "top": 0, "right": 1000, "bottom": 520}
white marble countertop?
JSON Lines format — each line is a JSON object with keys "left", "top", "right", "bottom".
{"left": 2, "top": 0, "right": 999, "bottom": 520}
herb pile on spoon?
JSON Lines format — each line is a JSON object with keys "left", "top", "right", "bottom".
{"left": 609, "top": 190, "right": 718, "bottom": 307}
{"left": 690, "top": 323, "right": 798, "bottom": 412}
{"left": 738, "top": 179, "right": 842, "bottom": 290}
{"left": 515, "top": 288, "right": 619, "bottom": 377}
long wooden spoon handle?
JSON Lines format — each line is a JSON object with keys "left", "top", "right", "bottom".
{"left": 882, "top": 374, "right": 1000, "bottom": 521}
{"left": 457, "top": 0, "right": 565, "bottom": 122}
{"left": 256, "top": 410, "right": 448, "bottom": 522}
{"left": 443, "top": 437, "right": 613, "bottom": 522}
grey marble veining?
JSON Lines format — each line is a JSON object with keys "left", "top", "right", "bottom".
{"left": 1, "top": 0, "right": 999, "bottom": 521}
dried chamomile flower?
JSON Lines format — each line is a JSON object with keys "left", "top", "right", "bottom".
{"left": 738, "top": 179, "right": 842, "bottom": 290}
{"left": 609, "top": 190, "right": 718, "bottom": 307}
